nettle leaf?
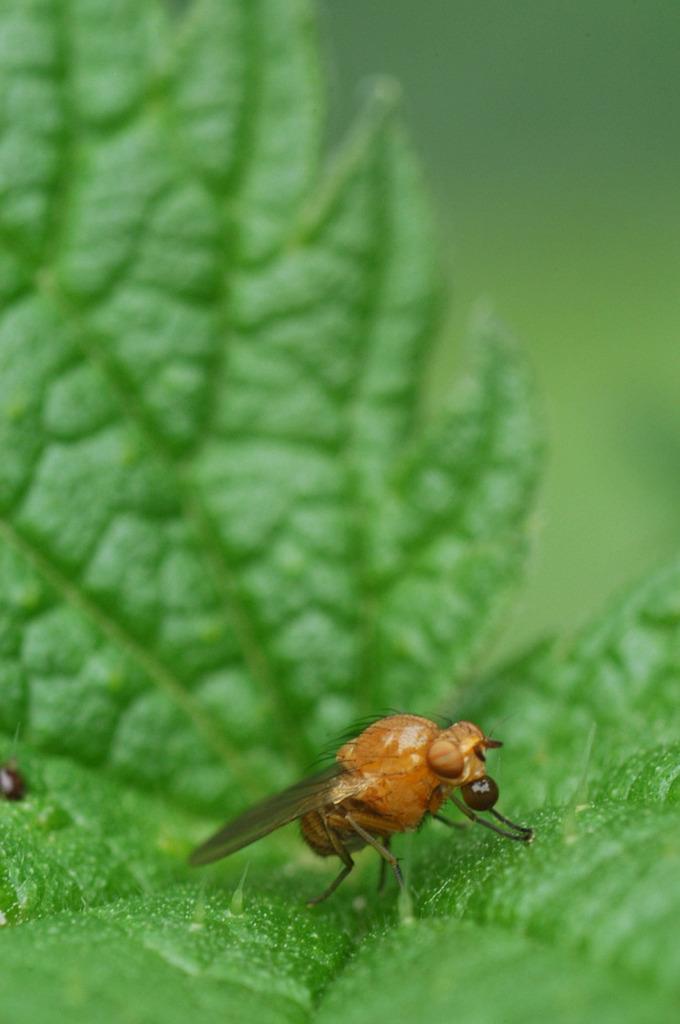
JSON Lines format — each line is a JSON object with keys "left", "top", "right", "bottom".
{"left": 316, "top": 562, "right": 680, "bottom": 1023}
{"left": 0, "top": 888, "right": 354, "bottom": 1024}
{"left": 0, "top": 739, "right": 193, "bottom": 924}
{"left": 5, "top": 1, "right": 676, "bottom": 1023}
{"left": 458, "top": 557, "right": 680, "bottom": 809}
{"left": 0, "top": 0, "right": 538, "bottom": 810}
{"left": 316, "top": 919, "right": 658, "bottom": 1024}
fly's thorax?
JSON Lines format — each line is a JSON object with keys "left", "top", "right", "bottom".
{"left": 426, "top": 720, "right": 490, "bottom": 786}
{"left": 337, "top": 714, "right": 440, "bottom": 774}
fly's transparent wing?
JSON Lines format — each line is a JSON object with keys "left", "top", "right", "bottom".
{"left": 189, "top": 763, "right": 347, "bottom": 865}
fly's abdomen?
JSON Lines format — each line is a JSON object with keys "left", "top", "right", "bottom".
{"left": 300, "top": 810, "right": 336, "bottom": 857}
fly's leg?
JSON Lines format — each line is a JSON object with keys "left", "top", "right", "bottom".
{"left": 377, "top": 836, "right": 391, "bottom": 893}
{"left": 345, "top": 813, "right": 404, "bottom": 893}
{"left": 489, "top": 807, "right": 534, "bottom": 837}
{"left": 449, "top": 796, "right": 533, "bottom": 843}
{"left": 306, "top": 854, "right": 354, "bottom": 906}
{"left": 307, "top": 820, "right": 354, "bottom": 906}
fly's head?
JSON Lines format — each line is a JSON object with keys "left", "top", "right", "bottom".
{"left": 426, "top": 720, "right": 503, "bottom": 809}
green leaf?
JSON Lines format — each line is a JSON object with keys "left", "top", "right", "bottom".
{"left": 0, "top": 0, "right": 538, "bottom": 812}
{"left": 366, "top": 313, "right": 540, "bottom": 708}
{"left": 6, "top": 2, "right": 676, "bottom": 1023}
{"left": 0, "top": 888, "right": 352, "bottom": 1023}
{"left": 313, "top": 562, "right": 680, "bottom": 1024}
{"left": 458, "top": 557, "right": 680, "bottom": 808}
{"left": 316, "top": 918, "right": 660, "bottom": 1024}
{"left": 0, "top": 740, "right": 192, "bottom": 924}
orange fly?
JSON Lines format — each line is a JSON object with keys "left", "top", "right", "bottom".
{"left": 189, "top": 713, "right": 533, "bottom": 904}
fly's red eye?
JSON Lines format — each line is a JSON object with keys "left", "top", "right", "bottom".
{"left": 427, "top": 739, "right": 464, "bottom": 779}
{"left": 461, "top": 776, "right": 499, "bottom": 811}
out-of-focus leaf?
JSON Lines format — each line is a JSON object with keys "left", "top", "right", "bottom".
{"left": 3, "top": 2, "right": 672, "bottom": 1023}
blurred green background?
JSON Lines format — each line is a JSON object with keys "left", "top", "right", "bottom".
{"left": 319, "top": 0, "right": 680, "bottom": 655}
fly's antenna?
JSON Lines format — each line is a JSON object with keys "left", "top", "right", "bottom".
{"left": 486, "top": 711, "right": 521, "bottom": 741}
